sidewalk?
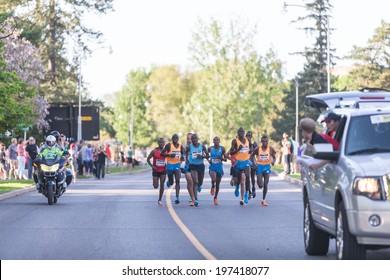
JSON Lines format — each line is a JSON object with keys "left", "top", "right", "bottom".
{"left": 0, "top": 166, "right": 151, "bottom": 202}
{"left": 1, "top": 166, "right": 299, "bottom": 201}
{"left": 271, "top": 170, "right": 302, "bottom": 187}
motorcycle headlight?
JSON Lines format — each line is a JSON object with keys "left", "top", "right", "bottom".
{"left": 353, "top": 177, "right": 384, "bottom": 200}
{"left": 41, "top": 164, "right": 59, "bottom": 172}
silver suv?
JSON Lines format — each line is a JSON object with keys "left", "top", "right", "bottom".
{"left": 300, "top": 89, "right": 390, "bottom": 259}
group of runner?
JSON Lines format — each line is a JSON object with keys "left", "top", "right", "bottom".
{"left": 146, "top": 127, "right": 276, "bottom": 207}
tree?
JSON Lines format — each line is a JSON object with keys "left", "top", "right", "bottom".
{"left": 0, "top": 42, "right": 36, "bottom": 134}
{"left": 274, "top": 0, "right": 335, "bottom": 142}
{"left": 344, "top": 20, "right": 390, "bottom": 90}
{"left": 1, "top": 22, "right": 49, "bottom": 130}
{"left": 1, "top": 0, "right": 114, "bottom": 102}
{"left": 188, "top": 17, "right": 285, "bottom": 143}
{"left": 113, "top": 68, "right": 156, "bottom": 148}
{"left": 146, "top": 66, "right": 192, "bottom": 139}
{"left": 292, "top": 0, "right": 334, "bottom": 94}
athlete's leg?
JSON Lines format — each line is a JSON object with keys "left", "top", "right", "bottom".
{"left": 263, "top": 173, "right": 270, "bottom": 200}
{"left": 159, "top": 174, "right": 166, "bottom": 202}
{"left": 185, "top": 171, "right": 194, "bottom": 202}
{"left": 251, "top": 167, "right": 256, "bottom": 198}
{"left": 215, "top": 174, "right": 222, "bottom": 198}
{"left": 190, "top": 169, "right": 199, "bottom": 200}
{"left": 174, "top": 169, "right": 181, "bottom": 201}
{"left": 209, "top": 170, "right": 216, "bottom": 195}
{"left": 240, "top": 171, "right": 245, "bottom": 200}
{"left": 152, "top": 175, "right": 159, "bottom": 189}
{"left": 257, "top": 172, "right": 264, "bottom": 189}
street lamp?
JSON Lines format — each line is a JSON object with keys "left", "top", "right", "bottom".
{"left": 283, "top": 1, "right": 331, "bottom": 94}
{"left": 294, "top": 78, "right": 299, "bottom": 143}
{"left": 77, "top": 46, "right": 113, "bottom": 141}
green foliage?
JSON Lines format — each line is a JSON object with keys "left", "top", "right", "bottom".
{"left": 187, "top": 17, "right": 285, "bottom": 144}
{"left": 2, "top": 0, "right": 114, "bottom": 102}
{"left": 113, "top": 68, "right": 156, "bottom": 148}
{"left": 274, "top": 0, "right": 335, "bottom": 143}
{"left": 344, "top": 20, "right": 390, "bottom": 90}
{"left": 147, "top": 66, "right": 191, "bottom": 139}
{"left": 0, "top": 44, "right": 36, "bottom": 133}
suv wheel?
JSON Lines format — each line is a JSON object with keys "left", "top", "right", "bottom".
{"left": 336, "top": 201, "right": 366, "bottom": 259}
{"left": 303, "top": 194, "right": 329, "bottom": 255}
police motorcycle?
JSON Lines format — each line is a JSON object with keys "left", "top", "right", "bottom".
{"left": 33, "top": 135, "right": 70, "bottom": 205}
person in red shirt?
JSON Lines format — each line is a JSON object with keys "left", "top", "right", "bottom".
{"left": 105, "top": 143, "right": 112, "bottom": 174}
{"left": 321, "top": 112, "right": 341, "bottom": 139}
{"left": 147, "top": 138, "right": 167, "bottom": 207}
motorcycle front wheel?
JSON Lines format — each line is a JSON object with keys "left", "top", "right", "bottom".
{"left": 47, "top": 184, "right": 54, "bottom": 205}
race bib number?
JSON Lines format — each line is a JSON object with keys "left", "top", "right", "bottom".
{"left": 240, "top": 146, "right": 249, "bottom": 154}
{"left": 171, "top": 151, "right": 180, "bottom": 158}
{"left": 259, "top": 154, "right": 269, "bottom": 161}
{"left": 156, "top": 159, "right": 166, "bottom": 167}
{"left": 211, "top": 158, "right": 221, "bottom": 164}
{"left": 192, "top": 151, "right": 202, "bottom": 159}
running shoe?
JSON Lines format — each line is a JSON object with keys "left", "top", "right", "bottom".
{"left": 198, "top": 185, "right": 202, "bottom": 193}
{"left": 194, "top": 200, "right": 199, "bottom": 207}
{"left": 244, "top": 191, "right": 249, "bottom": 203}
{"left": 165, "top": 180, "right": 170, "bottom": 188}
{"left": 261, "top": 200, "right": 268, "bottom": 206}
{"left": 234, "top": 185, "right": 239, "bottom": 197}
{"left": 248, "top": 191, "right": 252, "bottom": 200}
{"left": 214, "top": 198, "right": 218, "bottom": 205}
{"left": 174, "top": 197, "right": 180, "bottom": 204}
{"left": 210, "top": 187, "right": 215, "bottom": 196}
{"left": 158, "top": 201, "right": 164, "bottom": 207}
{"left": 239, "top": 200, "right": 244, "bottom": 206}
{"left": 252, "top": 187, "right": 256, "bottom": 198}
{"left": 189, "top": 200, "right": 195, "bottom": 206}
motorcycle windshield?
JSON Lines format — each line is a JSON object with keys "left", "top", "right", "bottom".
{"left": 41, "top": 153, "right": 61, "bottom": 165}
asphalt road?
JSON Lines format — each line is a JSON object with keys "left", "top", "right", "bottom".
{"left": 0, "top": 166, "right": 389, "bottom": 260}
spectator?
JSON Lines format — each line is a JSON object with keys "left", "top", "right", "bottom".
{"left": 300, "top": 118, "right": 329, "bottom": 146}
{"left": 16, "top": 138, "right": 26, "bottom": 180}
{"left": 291, "top": 136, "right": 299, "bottom": 174}
{"left": 84, "top": 143, "right": 93, "bottom": 176}
{"left": 0, "top": 144, "right": 8, "bottom": 180}
{"left": 79, "top": 140, "right": 87, "bottom": 175}
{"left": 25, "top": 137, "right": 39, "bottom": 179}
{"left": 69, "top": 143, "right": 78, "bottom": 182}
{"left": 281, "top": 133, "right": 292, "bottom": 174}
{"left": 300, "top": 117, "right": 333, "bottom": 170}
{"left": 105, "top": 143, "right": 112, "bottom": 174}
{"left": 127, "top": 146, "right": 133, "bottom": 170}
{"left": 96, "top": 145, "right": 107, "bottom": 179}
{"left": 8, "top": 138, "right": 18, "bottom": 180}
{"left": 321, "top": 112, "right": 341, "bottom": 138}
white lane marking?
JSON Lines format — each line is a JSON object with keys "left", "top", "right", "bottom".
{"left": 165, "top": 188, "right": 217, "bottom": 260}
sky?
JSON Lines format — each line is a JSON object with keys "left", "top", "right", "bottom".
{"left": 82, "top": 0, "right": 390, "bottom": 100}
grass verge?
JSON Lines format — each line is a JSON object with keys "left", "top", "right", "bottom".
{"left": 0, "top": 180, "right": 34, "bottom": 194}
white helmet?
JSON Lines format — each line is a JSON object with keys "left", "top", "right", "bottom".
{"left": 46, "top": 135, "right": 56, "bottom": 147}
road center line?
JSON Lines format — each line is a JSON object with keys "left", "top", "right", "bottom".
{"left": 165, "top": 188, "right": 217, "bottom": 260}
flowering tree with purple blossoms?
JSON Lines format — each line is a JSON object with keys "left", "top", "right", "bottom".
{"left": 1, "top": 24, "right": 49, "bottom": 131}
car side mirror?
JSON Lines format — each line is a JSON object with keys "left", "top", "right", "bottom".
{"left": 313, "top": 143, "right": 340, "bottom": 161}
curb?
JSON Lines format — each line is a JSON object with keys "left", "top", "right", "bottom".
{"left": 271, "top": 170, "right": 302, "bottom": 188}
{"left": 0, "top": 186, "right": 36, "bottom": 201}
{"left": 0, "top": 167, "right": 151, "bottom": 202}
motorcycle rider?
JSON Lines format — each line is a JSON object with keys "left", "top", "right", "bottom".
{"left": 48, "top": 131, "right": 73, "bottom": 187}
{"left": 34, "top": 135, "right": 72, "bottom": 192}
